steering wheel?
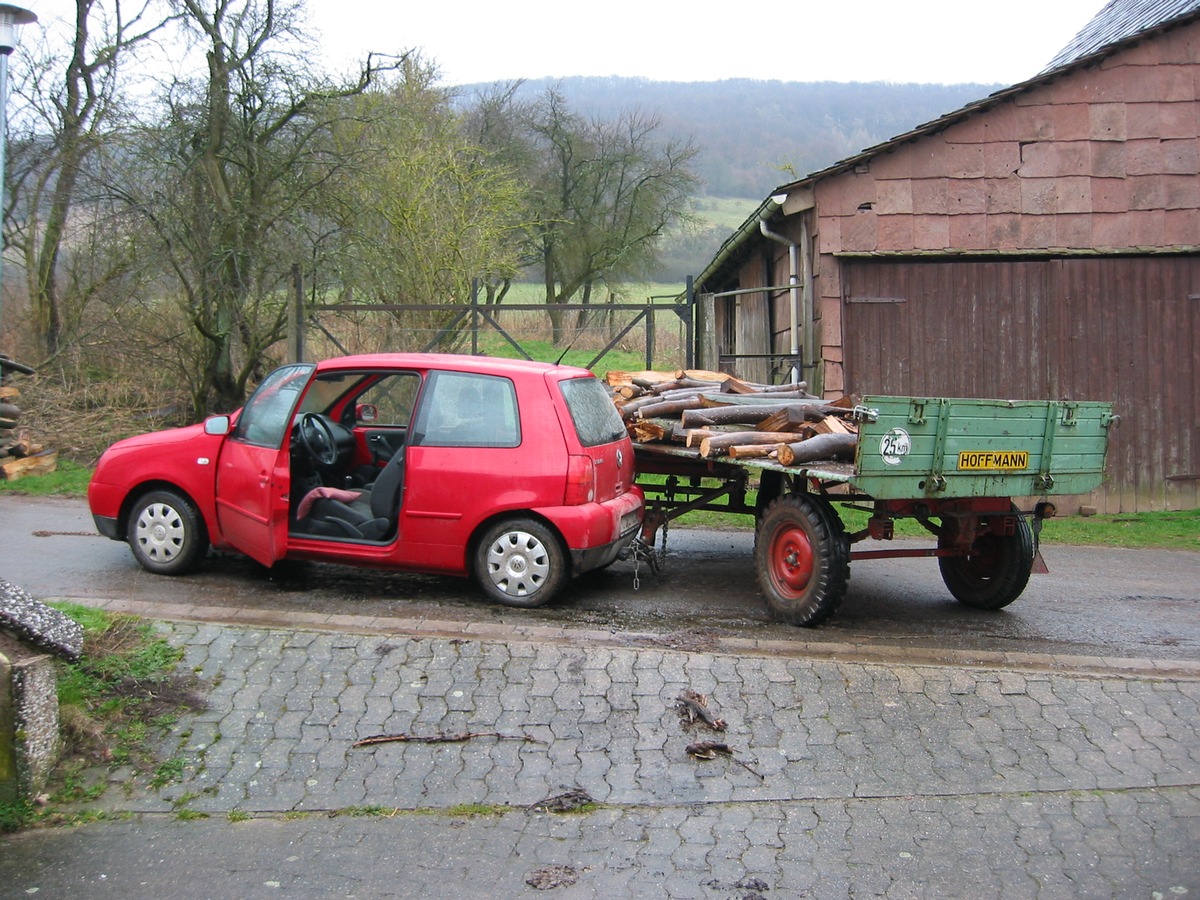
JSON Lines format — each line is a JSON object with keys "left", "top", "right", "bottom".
{"left": 298, "top": 413, "right": 339, "bottom": 466}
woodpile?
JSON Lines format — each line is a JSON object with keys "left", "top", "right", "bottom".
{"left": 0, "top": 354, "right": 57, "bottom": 482}
{"left": 606, "top": 368, "right": 860, "bottom": 466}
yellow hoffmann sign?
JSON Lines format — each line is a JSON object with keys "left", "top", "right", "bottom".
{"left": 957, "top": 450, "right": 1030, "bottom": 471}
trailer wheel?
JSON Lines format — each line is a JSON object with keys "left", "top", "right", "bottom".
{"left": 755, "top": 494, "right": 850, "bottom": 626}
{"left": 938, "top": 509, "right": 1033, "bottom": 610}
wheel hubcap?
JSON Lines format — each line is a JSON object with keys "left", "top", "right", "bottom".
{"left": 486, "top": 530, "right": 549, "bottom": 597}
{"left": 136, "top": 503, "right": 185, "bottom": 561}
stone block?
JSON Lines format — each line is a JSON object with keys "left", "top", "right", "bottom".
{"left": 1055, "top": 213, "right": 1094, "bottom": 249}
{"left": 875, "top": 179, "right": 913, "bottom": 215}
{"left": 912, "top": 178, "right": 950, "bottom": 215}
{"left": 911, "top": 215, "right": 950, "bottom": 250}
{"left": 1164, "top": 208, "right": 1200, "bottom": 245}
{"left": 984, "top": 178, "right": 1021, "bottom": 213}
{"left": 1055, "top": 177, "right": 1093, "bottom": 214}
{"left": 1160, "top": 100, "right": 1200, "bottom": 139}
{"left": 986, "top": 214, "right": 1022, "bottom": 249}
{"left": 1020, "top": 215, "right": 1056, "bottom": 250}
{"left": 1124, "top": 102, "right": 1161, "bottom": 140}
{"left": 1090, "top": 142, "right": 1128, "bottom": 179}
{"left": 948, "top": 213, "right": 986, "bottom": 249}
{"left": 1091, "top": 177, "right": 1131, "bottom": 213}
{"left": 1021, "top": 178, "right": 1060, "bottom": 215}
{"left": 876, "top": 214, "right": 913, "bottom": 250}
{"left": 0, "top": 633, "right": 60, "bottom": 803}
{"left": 839, "top": 212, "right": 878, "bottom": 252}
{"left": 0, "top": 579, "right": 82, "bottom": 661}
{"left": 1089, "top": 104, "right": 1127, "bottom": 142}
{"left": 1129, "top": 177, "right": 1165, "bottom": 211}
{"left": 1163, "top": 138, "right": 1199, "bottom": 176}
{"left": 1126, "top": 139, "right": 1165, "bottom": 176}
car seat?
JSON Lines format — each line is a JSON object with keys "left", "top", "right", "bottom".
{"left": 302, "top": 444, "right": 406, "bottom": 540}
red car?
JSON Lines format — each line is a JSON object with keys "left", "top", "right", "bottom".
{"left": 88, "top": 354, "right": 644, "bottom": 607}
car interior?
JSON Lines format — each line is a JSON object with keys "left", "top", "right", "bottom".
{"left": 287, "top": 371, "right": 419, "bottom": 542}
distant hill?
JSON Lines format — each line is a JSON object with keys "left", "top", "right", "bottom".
{"left": 458, "top": 76, "right": 1003, "bottom": 280}
{"left": 462, "top": 76, "right": 1002, "bottom": 199}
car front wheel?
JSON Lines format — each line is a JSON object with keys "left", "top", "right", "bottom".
{"left": 127, "top": 489, "right": 208, "bottom": 575}
{"left": 474, "top": 518, "right": 567, "bottom": 608}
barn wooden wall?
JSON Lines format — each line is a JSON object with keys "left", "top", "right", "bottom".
{"left": 842, "top": 255, "right": 1199, "bottom": 512}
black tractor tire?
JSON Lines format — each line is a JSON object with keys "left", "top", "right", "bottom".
{"left": 755, "top": 494, "right": 850, "bottom": 626}
{"left": 938, "top": 508, "right": 1034, "bottom": 610}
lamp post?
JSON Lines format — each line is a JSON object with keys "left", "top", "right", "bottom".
{"left": 0, "top": 4, "right": 35, "bottom": 344}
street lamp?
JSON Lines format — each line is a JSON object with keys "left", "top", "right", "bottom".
{"left": 0, "top": 4, "right": 35, "bottom": 344}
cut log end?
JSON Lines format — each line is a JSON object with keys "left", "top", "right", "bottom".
{"left": 0, "top": 449, "right": 58, "bottom": 482}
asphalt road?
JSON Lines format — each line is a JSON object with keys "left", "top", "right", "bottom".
{"left": 3, "top": 494, "right": 1198, "bottom": 662}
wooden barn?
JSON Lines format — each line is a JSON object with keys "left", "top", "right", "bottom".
{"left": 693, "top": 0, "right": 1199, "bottom": 513}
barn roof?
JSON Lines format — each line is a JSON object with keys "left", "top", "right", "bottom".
{"left": 696, "top": 0, "right": 1200, "bottom": 289}
{"left": 1044, "top": 0, "right": 1200, "bottom": 70}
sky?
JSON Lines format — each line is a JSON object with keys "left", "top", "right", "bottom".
{"left": 307, "top": 0, "right": 1110, "bottom": 87}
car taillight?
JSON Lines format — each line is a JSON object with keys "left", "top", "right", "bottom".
{"left": 565, "top": 454, "right": 596, "bottom": 505}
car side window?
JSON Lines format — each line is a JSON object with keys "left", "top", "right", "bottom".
{"left": 354, "top": 372, "right": 421, "bottom": 427}
{"left": 410, "top": 371, "right": 520, "bottom": 448}
{"left": 230, "top": 364, "right": 314, "bottom": 448}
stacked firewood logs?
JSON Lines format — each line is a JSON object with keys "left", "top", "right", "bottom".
{"left": 0, "top": 354, "right": 57, "bottom": 482}
{"left": 606, "top": 368, "right": 860, "bottom": 466}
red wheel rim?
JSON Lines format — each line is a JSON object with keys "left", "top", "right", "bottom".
{"left": 769, "top": 524, "right": 814, "bottom": 595}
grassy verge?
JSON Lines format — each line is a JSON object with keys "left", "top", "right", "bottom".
{"left": 0, "top": 459, "right": 92, "bottom": 497}
{"left": 0, "top": 603, "right": 206, "bottom": 832}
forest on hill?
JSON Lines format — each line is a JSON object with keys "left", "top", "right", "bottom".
{"left": 460, "top": 76, "right": 1003, "bottom": 200}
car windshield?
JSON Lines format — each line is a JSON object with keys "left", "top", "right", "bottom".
{"left": 230, "top": 364, "right": 315, "bottom": 448}
{"left": 559, "top": 376, "right": 626, "bottom": 447}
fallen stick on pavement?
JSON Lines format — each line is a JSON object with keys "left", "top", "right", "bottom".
{"left": 352, "top": 730, "right": 541, "bottom": 748}
{"left": 686, "top": 740, "right": 764, "bottom": 779}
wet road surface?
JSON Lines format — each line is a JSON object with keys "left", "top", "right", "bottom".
{"left": 4, "top": 494, "right": 1198, "bottom": 662}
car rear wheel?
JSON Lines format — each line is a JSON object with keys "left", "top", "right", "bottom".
{"left": 127, "top": 489, "right": 208, "bottom": 575}
{"left": 474, "top": 518, "right": 567, "bottom": 608}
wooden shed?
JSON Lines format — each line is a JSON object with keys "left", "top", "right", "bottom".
{"left": 694, "top": 0, "right": 1200, "bottom": 513}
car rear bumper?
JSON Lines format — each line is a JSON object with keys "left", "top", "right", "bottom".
{"left": 570, "top": 534, "right": 634, "bottom": 573}
{"left": 544, "top": 487, "right": 643, "bottom": 576}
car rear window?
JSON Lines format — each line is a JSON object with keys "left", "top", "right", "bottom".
{"left": 559, "top": 376, "right": 626, "bottom": 447}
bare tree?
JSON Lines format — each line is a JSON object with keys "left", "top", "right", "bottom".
{"left": 121, "top": 0, "right": 406, "bottom": 414}
{"left": 521, "top": 88, "right": 700, "bottom": 345}
{"left": 8, "top": 0, "right": 173, "bottom": 360}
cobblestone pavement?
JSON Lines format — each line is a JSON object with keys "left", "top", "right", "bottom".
{"left": 3, "top": 621, "right": 1199, "bottom": 898}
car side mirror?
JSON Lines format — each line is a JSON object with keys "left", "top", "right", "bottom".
{"left": 204, "top": 415, "right": 231, "bottom": 435}
{"left": 356, "top": 403, "right": 379, "bottom": 423}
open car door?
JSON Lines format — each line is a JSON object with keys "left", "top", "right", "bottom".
{"left": 215, "top": 363, "right": 314, "bottom": 566}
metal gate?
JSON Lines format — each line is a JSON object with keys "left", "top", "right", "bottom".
{"left": 292, "top": 278, "right": 697, "bottom": 373}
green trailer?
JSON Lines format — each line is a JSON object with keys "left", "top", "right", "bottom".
{"left": 633, "top": 396, "right": 1117, "bottom": 626}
